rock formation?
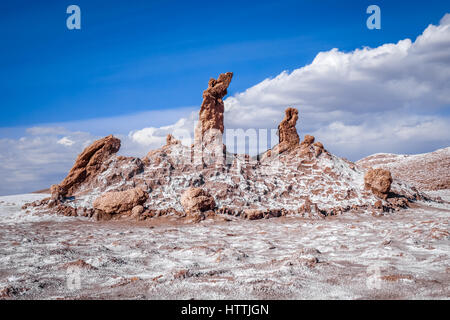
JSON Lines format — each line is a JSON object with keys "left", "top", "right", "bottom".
{"left": 166, "top": 134, "right": 181, "bottom": 146}
{"left": 279, "top": 108, "right": 300, "bottom": 147}
{"left": 364, "top": 168, "right": 393, "bottom": 199}
{"left": 93, "top": 187, "right": 148, "bottom": 215}
{"left": 301, "top": 134, "right": 315, "bottom": 147}
{"left": 271, "top": 108, "right": 300, "bottom": 155}
{"left": 180, "top": 187, "right": 216, "bottom": 216}
{"left": 262, "top": 108, "right": 326, "bottom": 161}
{"left": 32, "top": 72, "right": 428, "bottom": 222}
{"left": 313, "top": 141, "right": 324, "bottom": 157}
{"left": 194, "top": 72, "right": 233, "bottom": 146}
{"left": 51, "top": 135, "right": 121, "bottom": 200}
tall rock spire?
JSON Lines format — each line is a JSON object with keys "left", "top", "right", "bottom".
{"left": 194, "top": 72, "right": 233, "bottom": 145}
{"left": 269, "top": 107, "right": 300, "bottom": 155}
{"left": 278, "top": 107, "right": 300, "bottom": 148}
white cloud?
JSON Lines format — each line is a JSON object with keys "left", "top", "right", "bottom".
{"left": 312, "top": 114, "right": 450, "bottom": 160}
{"left": 27, "top": 126, "right": 70, "bottom": 136}
{"left": 129, "top": 117, "right": 194, "bottom": 146}
{"left": 124, "top": 14, "right": 450, "bottom": 159}
{"left": 126, "top": 114, "right": 197, "bottom": 156}
{"left": 57, "top": 137, "right": 75, "bottom": 147}
{"left": 220, "top": 14, "right": 450, "bottom": 157}
{"left": 224, "top": 14, "right": 450, "bottom": 129}
{"left": 0, "top": 131, "right": 96, "bottom": 195}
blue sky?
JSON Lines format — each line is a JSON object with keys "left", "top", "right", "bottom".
{"left": 0, "top": 1, "right": 449, "bottom": 195}
{"left": 1, "top": 0, "right": 449, "bottom": 127}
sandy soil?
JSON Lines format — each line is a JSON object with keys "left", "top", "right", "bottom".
{"left": 0, "top": 193, "right": 449, "bottom": 300}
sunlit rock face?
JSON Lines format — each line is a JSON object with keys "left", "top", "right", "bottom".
{"left": 195, "top": 72, "right": 233, "bottom": 144}
{"left": 50, "top": 135, "right": 121, "bottom": 201}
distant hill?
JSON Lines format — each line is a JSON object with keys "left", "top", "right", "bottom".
{"left": 357, "top": 147, "right": 450, "bottom": 191}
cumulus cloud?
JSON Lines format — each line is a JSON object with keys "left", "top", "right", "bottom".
{"left": 129, "top": 117, "right": 196, "bottom": 148}
{"left": 122, "top": 14, "right": 450, "bottom": 160}
{"left": 0, "top": 130, "right": 97, "bottom": 195}
{"left": 0, "top": 107, "right": 198, "bottom": 195}
{"left": 57, "top": 137, "right": 75, "bottom": 147}
{"left": 225, "top": 14, "right": 450, "bottom": 127}
{"left": 311, "top": 113, "right": 450, "bottom": 159}
{"left": 218, "top": 14, "right": 450, "bottom": 159}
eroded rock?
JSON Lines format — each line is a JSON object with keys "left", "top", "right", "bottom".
{"left": 272, "top": 108, "right": 300, "bottom": 155}
{"left": 30, "top": 72, "right": 424, "bottom": 223}
{"left": 51, "top": 135, "right": 121, "bottom": 199}
{"left": 364, "top": 168, "right": 393, "bottom": 200}
{"left": 93, "top": 187, "right": 148, "bottom": 215}
{"left": 194, "top": 72, "right": 233, "bottom": 146}
{"left": 166, "top": 134, "right": 181, "bottom": 146}
{"left": 180, "top": 187, "right": 216, "bottom": 216}
{"left": 301, "top": 135, "right": 315, "bottom": 147}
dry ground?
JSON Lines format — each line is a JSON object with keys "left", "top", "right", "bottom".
{"left": 0, "top": 193, "right": 449, "bottom": 299}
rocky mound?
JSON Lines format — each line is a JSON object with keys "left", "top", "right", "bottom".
{"left": 93, "top": 187, "right": 148, "bottom": 219}
{"left": 357, "top": 148, "right": 450, "bottom": 191}
{"left": 180, "top": 187, "right": 216, "bottom": 218}
{"left": 28, "top": 72, "right": 430, "bottom": 221}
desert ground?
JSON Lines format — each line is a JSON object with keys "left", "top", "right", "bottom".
{"left": 0, "top": 191, "right": 448, "bottom": 300}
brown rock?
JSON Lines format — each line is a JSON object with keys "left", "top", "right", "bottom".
{"left": 130, "top": 205, "right": 145, "bottom": 220}
{"left": 50, "top": 184, "right": 64, "bottom": 201}
{"left": 94, "top": 210, "right": 112, "bottom": 221}
{"left": 313, "top": 141, "right": 324, "bottom": 157}
{"left": 313, "top": 141, "right": 323, "bottom": 149}
{"left": 180, "top": 187, "right": 216, "bottom": 216}
{"left": 55, "top": 205, "right": 77, "bottom": 217}
{"left": 356, "top": 147, "right": 450, "bottom": 191}
{"left": 41, "top": 72, "right": 422, "bottom": 222}
{"left": 217, "top": 207, "right": 237, "bottom": 216}
{"left": 364, "top": 168, "right": 393, "bottom": 199}
{"left": 380, "top": 274, "right": 414, "bottom": 282}
{"left": 301, "top": 135, "right": 315, "bottom": 147}
{"left": 51, "top": 135, "right": 121, "bottom": 199}
{"left": 131, "top": 205, "right": 144, "bottom": 217}
{"left": 173, "top": 269, "right": 191, "bottom": 279}
{"left": 243, "top": 209, "right": 264, "bottom": 220}
{"left": 299, "top": 197, "right": 312, "bottom": 214}
{"left": 194, "top": 72, "right": 233, "bottom": 144}
{"left": 166, "top": 134, "right": 180, "bottom": 146}
{"left": 93, "top": 187, "right": 148, "bottom": 215}
{"left": 387, "top": 197, "right": 409, "bottom": 209}
{"left": 297, "top": 135, "right": 316, "bottom": 158}
{"left": 0, "top": 286, "right": 26, "bottom": 298}
{"left": 273, "top": 108, "right": 300, "bottom": 154}
{"left": 373, "top": 200, "right": 383, "bottom": 209}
